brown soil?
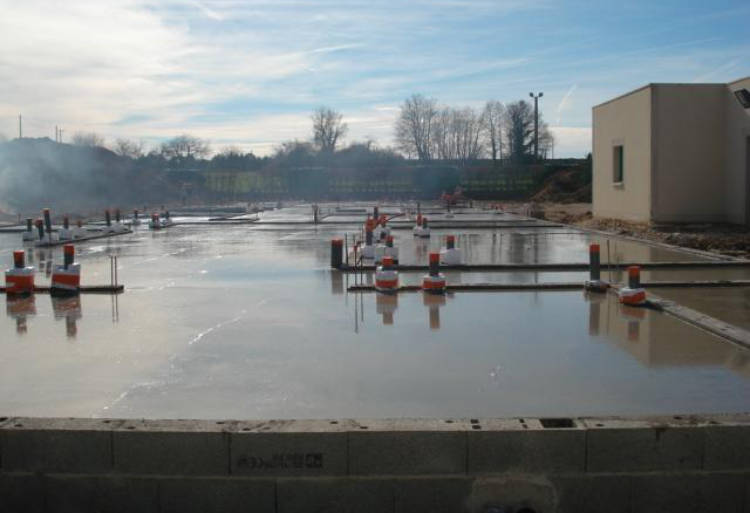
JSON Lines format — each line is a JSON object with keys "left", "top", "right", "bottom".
{"left": 530, "top": 168, "right": 591, "bottom": 204}
{"left": 523, "top": 202, "right": 750, "bottom": 259}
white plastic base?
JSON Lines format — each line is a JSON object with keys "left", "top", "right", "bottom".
{"left": 413, "top": 227, "right": 430, "bottom": 238}
{"left": 440, "top": 247, "right": 462, "bottom": 266}
{"left": 584, "top": 279, "right": 609, "bottom": 292}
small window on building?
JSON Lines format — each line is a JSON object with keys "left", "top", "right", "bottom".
{"left": 613, "top": 145, "right": 624, "bottom": 184}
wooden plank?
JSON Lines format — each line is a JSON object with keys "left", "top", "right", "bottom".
{"left": 0, "top": 285, "right": 124, "bottom": 294}
{"left": 338, "top": 261, "right": 750, "bottom": 273}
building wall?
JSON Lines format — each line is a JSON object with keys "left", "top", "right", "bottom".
{"left": 725, "top": 77, "right": 750, "bottom": 225}
{"left": 651, "top": 84, "right": 727, "bottom": 223}
{"left": 592, "top": 87, "right": 652, "bottom": 222}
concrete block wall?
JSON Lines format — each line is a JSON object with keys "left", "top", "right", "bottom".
{"left": 1, "top": 414, "right": 750, "bottom": 512}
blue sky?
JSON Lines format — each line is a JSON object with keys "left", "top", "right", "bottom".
{"left": 0, "top": 0, "right": 748, "bottom": 157}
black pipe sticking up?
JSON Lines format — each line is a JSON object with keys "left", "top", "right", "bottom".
{"left": 63, "top": 216, "right": 69, "bottom": 230}
{"left": 115, "top": 209, "right": 121, "bottom": 223}
{"left": 105, "top": 210, "right": 111, "bottom": 227}
{"left": 590, "top": 245, "right": 600, "bottom": 281}
{"left": 64, "top": 245, "right": 74, "bottom": 269}
{"left": 330, "top": 239, "right": 343, "bottom": 269}
{"left": 35, "top": 219, "right": 44, "bottom": 240}
{"left": 43, "top": 209, "right": 52, "bottom": 234}
{"left": 26, "top": 218, "right": 32, "bottom": 232}
{"left": 429, "top": 253, "right": 440, "bottom": 276}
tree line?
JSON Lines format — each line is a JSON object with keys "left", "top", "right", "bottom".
{"left": 395, "top": 95, "right": 553, "bottom": 164}
{"left": 57, "top": 96, "right": 553, "bottom": 173}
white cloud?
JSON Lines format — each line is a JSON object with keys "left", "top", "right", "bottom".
{"left": 548, "top": 126, "right": 591, "bottom": 158}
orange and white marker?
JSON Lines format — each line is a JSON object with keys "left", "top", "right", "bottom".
{"left": 375, "top": 234, "right": 399, "bottom": 264}
{"left": 149, "top": 213, "right": 161, "bottom": 230}
{"left": 439, "top": 235, "right": 462, "bottom": 265}
{"left": 422, "top": 252, "right": 446, "bottom": 293}
{"left": 375, "top": 255, "right": 398, "bottom": 292}
{"left": 378, "top": 215, "right": 391, "bottom": 241}
{"left": 584, "top": 243, "right": 608, "bottom": 292}
{"left": 21, "top": 218, "right": 35, "bottom": 242}
{"left": 51, "top": 244, "right": 81, "bottom": 296}
{"left": 413, "top": 214, "right": 423, "bottom": 236}
{"left": 363, "top": 217, "right": 376, "bottom": 259}
{"left": 72, "top": 219, "right": 87, "bottom": 239}
{"left": 618, "top": 266, "right": 646, "bottom": 305}
{"left": 414, "top": 216, "right": 430, "bottom": 238}
{"left": 5, "top": 250, "right": 35, "bottom": 296}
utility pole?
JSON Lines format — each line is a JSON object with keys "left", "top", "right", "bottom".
{"left": 18, "top": 114, "right": 22, "bottom": 139}
{"left": 529, "top": 92, "right": 543, "bottom": 160}
{"left": 59, "top": 129, "right": 64, "bottom": 143}
{"left": 55, "top": 126, "right": 58, "bottom": 143}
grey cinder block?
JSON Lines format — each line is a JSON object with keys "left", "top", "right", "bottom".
{"left": 277, "top": 477, "right": 394, "bottom": 513}
{"left": 159, "top": 477, "right": 275, "bottom": 513}
{"left": 349, "top": 430, "right": 466, "bottom": 475}
{"left": 231, "top": 431, "right": 347, "bottom": 476}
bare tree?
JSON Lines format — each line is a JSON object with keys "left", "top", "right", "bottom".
{"left": 432, "top": 107, "right": 454, "bottom": 160}
{"left": 538, "top": 124, "right": 555, "bottom": 160}
{"left": 312, "top": 107, "right": 347, "bottom": 153}
{"left": 482, "top": 100, "right": 504, "bottom": 163}
{"left": 160, "top": 134, "right": 211, "bottom": 159}
{"left": 431, "top": 106, "right": 484, "bottom": 167}
{"left": 72, "top": 132, "right": 105, "bottom": 147}
{"left": 395, "top": 94, "right": 438, "bottom": 161}
{"left": 113, "top": 138, "right": 144, "bottom": 159}
{"left": 453, "top": 107, "right": 484, "bottom": 167}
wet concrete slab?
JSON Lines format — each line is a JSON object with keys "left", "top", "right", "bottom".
{"left": 0, "top": 211, "right": 748, "bottom": 420}
{"left": 650, "top": 286, "right": 750, "bottom": 332}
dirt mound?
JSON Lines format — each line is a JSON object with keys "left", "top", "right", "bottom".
{"left": 580, "top": 217, "right": 750, "bottom": 258}
{"left": 531, "top": 168, "right": 591, "bottom": 203}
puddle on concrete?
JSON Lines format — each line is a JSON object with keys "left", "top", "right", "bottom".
{"left": 0, "top": 209, "right": 747, "bottom": 419}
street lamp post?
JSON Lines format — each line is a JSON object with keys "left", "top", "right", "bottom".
{"left": 529, "top": 92, "right": 543, "bottom": 160}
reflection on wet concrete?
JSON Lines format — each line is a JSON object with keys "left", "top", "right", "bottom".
{"left": 423, "top": 292, "right": 448, "bottom": 330}
{"left": 585, "top": 293, "right": 750, "bottom": 377}
{"left": 6, "top": 295, "right": 36, "bottom": 334}
{"left": 51, "top": 296, "right": 82, "bottom": 338}
{"left": 376, "top": 293, "right": 398, "bottom": 325}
